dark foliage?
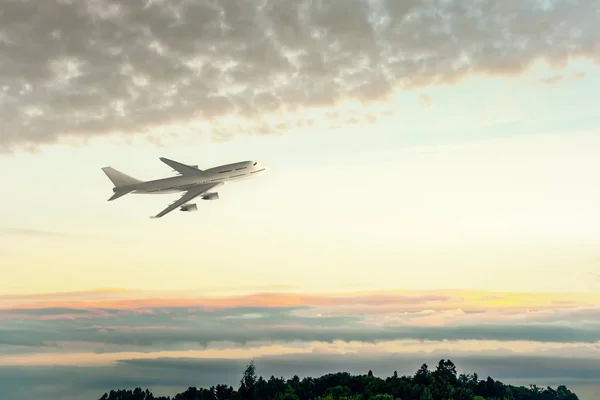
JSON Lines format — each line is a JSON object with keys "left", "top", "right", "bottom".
{"left": 97, "top": 359, "right": 579, "bottom": 400}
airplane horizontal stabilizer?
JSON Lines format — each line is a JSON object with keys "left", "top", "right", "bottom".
{"left": 108, "top": 189, "right": 133, "bottom": 201}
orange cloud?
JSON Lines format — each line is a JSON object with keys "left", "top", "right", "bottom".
{"left": 1, "top": 288, "right": 599, "bottom": 373}
{"left": 2, "top": 289, "right": 599, "bottom": 313}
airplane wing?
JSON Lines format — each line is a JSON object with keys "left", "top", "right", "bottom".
{"left": 159, "top": 157, "right": 203, "bottom": 175}
{"left": 150, "top": 182, "right": 223, "bottom": 219}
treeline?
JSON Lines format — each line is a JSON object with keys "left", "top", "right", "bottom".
{"left": 98, "top": 359, "right": 578, "bottom": 400}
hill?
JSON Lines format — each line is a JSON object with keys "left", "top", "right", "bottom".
{"left": 98, "top": 358, "right": 578, "bottom": 400}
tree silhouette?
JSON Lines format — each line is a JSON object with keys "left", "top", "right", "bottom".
{"left": 239, "top": 361, "right": 258, "bottom": 400}
{"left": 97, "top": 358, "right": 580, "bottom": 400}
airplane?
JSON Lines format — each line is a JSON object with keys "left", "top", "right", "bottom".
{"left": 101, "top": 157, "right": 267, "bottom": 219}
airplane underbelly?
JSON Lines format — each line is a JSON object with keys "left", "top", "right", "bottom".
{"left": 134, "top": 189, "right": 181, "bottom": 194}
{"left": 228, "top": 174, "right": 254, "bottom": 182}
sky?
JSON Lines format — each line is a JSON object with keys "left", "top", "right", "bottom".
{"left": 1, "top": 0, "right": 600, "bottom": 399}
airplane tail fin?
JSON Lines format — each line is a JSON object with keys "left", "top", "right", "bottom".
{"left": 102, "top": 167, "right": 141, "bottom": 188}
{"left": 102, "top": 167, "right": 141, "bottom": 201}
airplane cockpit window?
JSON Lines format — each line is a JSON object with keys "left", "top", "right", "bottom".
{"left": 253, "top": 162, "right": 257, "bottom": 166}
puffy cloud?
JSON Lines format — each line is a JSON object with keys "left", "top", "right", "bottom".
{"left": 0, "top": 0, "right": 599, "bottom": 152}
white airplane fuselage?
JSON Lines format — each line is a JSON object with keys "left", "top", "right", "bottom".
{"left": 117, "top": 161, "right": 266, "bottom": 195}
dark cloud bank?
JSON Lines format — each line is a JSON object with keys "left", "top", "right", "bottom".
{"left": 2, "top": 305, "right": 600, "bottom": 352}
{"left": 2, "top": 305, "right": 600, "bottom": 398}
{"left": 1, "top": 0, "right": 599, "bottom": 152}
{"left": 1, "top": 354, "right": 600, "bottom": 400}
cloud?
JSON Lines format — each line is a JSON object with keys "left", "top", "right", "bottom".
{"left": 539, "top": 70, "right": 589, "bottom": 86}
{"left": 1, "top": 353, "right": 599, "bottom": 400}
{"left": 4, "top": 288, "right": 598, "bottom": 311}
{"left": 4, "top": 317, "right": 600, "bottom": 350}
{"left": 0, "top": 291, "right": 452, "bottom": 312}
{"left": 2, "top": 289, "right": 600, "bottom": 398}
{"left": 1, "top": 290, "right": 600, "bottom": 356}
{"left": 1, "top": 0, "right": 599, "bottom": 152}
{"left": 120, "top": 353, "right": 600, "bottom": 382}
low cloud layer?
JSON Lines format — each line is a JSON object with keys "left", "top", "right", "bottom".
{"left": 1, "top": 353, "right": 600, "bottom": 400}
{"left": 1, "top": 290, "right": 600, "bottom": 356}
{"left": 2, "top": 290, "right": 600, "bottom": 398}
{"left": 1, "top": 0, "right": 599, "bottom": 152}
{"left": 2, "top": 314, "right": 600, "bottom": 351}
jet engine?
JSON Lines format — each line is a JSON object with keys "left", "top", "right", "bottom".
{"left": 180, "top": 204, "right": 198, "bottom": 212}
{"left": 202, "top": 192, "right": 219, "bottom": 200}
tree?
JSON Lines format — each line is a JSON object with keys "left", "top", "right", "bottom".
{"left": 556, "top": 385, "right": 579, "bottom": 400}
{"left": 433, "top": 359, "right": 457, "bottom": 384}
{"left": 414, "top": 364, "right": 431, "bottom": 386}
{"left": 419, "top": 387, "right": 433, "bottom": 400}
{"left": 453, "top": 387, "right": 474, "bottom": 400}
{"left": 96, "top": 359, "right": 580, "bottom": 400}
{"left": 238, "top": 361, "right": 257, "bottom": 400}
{"left": 325, "top": 385, "right": 352, "bottom": 400}
{"left": 370, "top": 395, "right": 393, "bottom": 400}
{"left": 386, "top": 370, "right": 402, "bottom": 400}
{"left": 215, "top": 385, "right": 234, "bottom": 400}
{"left": 280, "top": 384, "right": 300, "bottom": 400}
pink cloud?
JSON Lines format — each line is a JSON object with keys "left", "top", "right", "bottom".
{"left": 1, "top": 289, "right": 599, "bottom": 328}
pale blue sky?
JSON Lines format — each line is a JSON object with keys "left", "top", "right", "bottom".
{"left": 2, "top": 59, "right": 599, "bottom": 295}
